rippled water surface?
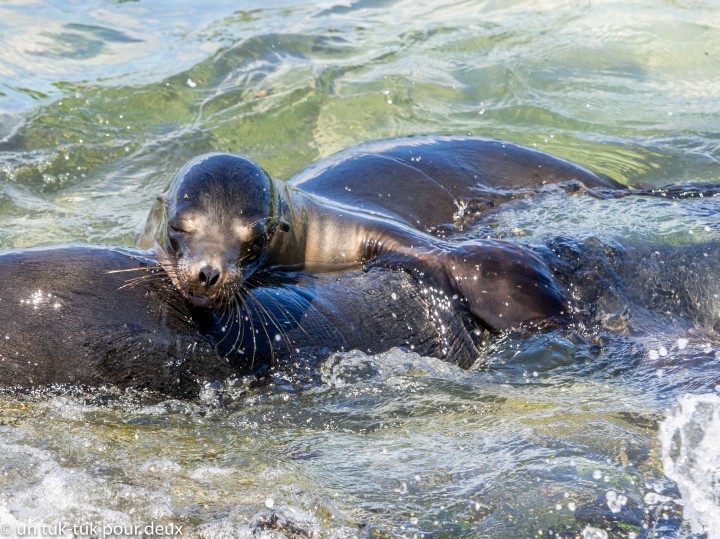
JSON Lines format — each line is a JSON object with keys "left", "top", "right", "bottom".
{"left": 1, "top": 0, "right": 720, "bottom": 537}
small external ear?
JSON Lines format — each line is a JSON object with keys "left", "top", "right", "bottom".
{"left": 156, "top": 194, "right": 169, "bottom": 207}
{"left": 278, "top": 217, "right": 290, "bottom": 232}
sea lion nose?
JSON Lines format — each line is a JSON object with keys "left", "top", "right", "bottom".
{"left": 198, "top": 264, "right": 221, "bottom": 289}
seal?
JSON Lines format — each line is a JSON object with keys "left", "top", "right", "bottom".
{"left": 140, "top": 136, "right": 622, "bottom": 330}
{"left": 0, "top": 245, "right": 480, "bottom": 397}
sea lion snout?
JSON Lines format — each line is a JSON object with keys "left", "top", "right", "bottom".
{"left": 197, "top": 264, "right": 222, "bottom": 289}
{"left": 180, "top": 257, "right": 233, "bottom": 306}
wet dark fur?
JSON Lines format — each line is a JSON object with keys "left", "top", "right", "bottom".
{"left": 2, "top": 137, "right": 716, "bottom": 397}
{"left": 0, "top": 246, "right": 481, "bottom": 397}
{"left": 142, "top": 136, "right": 620, "bottom": 331}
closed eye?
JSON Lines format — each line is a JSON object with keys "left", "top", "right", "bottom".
{"left": 169, "top": 221, "right": 193, "bottom": 234}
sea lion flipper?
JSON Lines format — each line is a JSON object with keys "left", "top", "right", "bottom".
{"left": 137, "top": 195, "right": 168, "bottom": 249}
{"left": 388, "top": 241, "right": 568, "bottom": 331}
{"left": 444, "top": 242, "right": 568, "bottom": 330}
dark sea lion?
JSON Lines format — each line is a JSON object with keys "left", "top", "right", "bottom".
{"left": 140, "top": 136, "right": 621, "bottom": 330}
{"left": 0, "top": 245, "right": 480, "bottom": 397}
{"left": 2, "top": 236, "right": 716, "bottom": 398}
{"left": 2, "top": 188, "right": 717, "bottom": 397}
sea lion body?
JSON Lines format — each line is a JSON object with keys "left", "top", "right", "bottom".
{"left": 0, "top": 245, "right": 480, "bottom": 396}
{"left": 141, "top": 136, "right": 620, "bottom": 330}
{"left": 289, "top": 136, "right": 620, "bottom": 232}
{"left": 3, "top": 137, "right": 717, "bottom": 396}
{"left": 2, "top": 234, "right": 719, "bottom": 396}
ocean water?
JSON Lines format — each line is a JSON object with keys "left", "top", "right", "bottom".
{"left": 1, "top": 0, "right": 719, "bottom": 537}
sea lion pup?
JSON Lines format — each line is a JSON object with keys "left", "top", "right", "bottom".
{"left": 140, "top": 136, "right": 620, "bottom": 331}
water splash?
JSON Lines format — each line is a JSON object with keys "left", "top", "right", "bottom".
{"left": 660, "top": 393, "right": 720, "bottom": 538}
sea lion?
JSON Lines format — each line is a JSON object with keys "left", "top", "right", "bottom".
{"left": 0, "top": 245, "right": 480, "bottom": 397}
{"left": 2, "top": 189, "right": 717, "bottom": 396}
{"left": 140, "top": 136, "right": 621, "bottom": 330}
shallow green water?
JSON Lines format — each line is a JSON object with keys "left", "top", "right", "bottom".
{"left": 1, "top": 0, "right": 720, "bottom": 537}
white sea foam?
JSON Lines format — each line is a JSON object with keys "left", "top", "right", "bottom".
{"left": 660, "top": 393, "right": 720, "bottom": 538}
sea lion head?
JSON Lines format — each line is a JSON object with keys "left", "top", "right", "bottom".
{"left": 152, "top": 152, "right": 289, "bottom": 308}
